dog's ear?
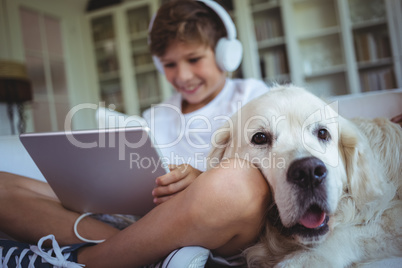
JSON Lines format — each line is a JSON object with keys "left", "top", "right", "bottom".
{"left": 207, "top": 126, "right": 232, "bottom": 170}
{"left": 339, "top": 118, "right": 385, "bottom": 206}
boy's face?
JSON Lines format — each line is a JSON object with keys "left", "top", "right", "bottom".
{"left": 159, "top": 41, "right": 226, "bottom": 113}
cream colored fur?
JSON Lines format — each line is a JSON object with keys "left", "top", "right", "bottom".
{"left": 208, "top": 85, "right": 402, "bottom": 267}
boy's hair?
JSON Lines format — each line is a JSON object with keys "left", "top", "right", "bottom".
{"left": 149, "top": 0, "right": 227, "bottom": 57}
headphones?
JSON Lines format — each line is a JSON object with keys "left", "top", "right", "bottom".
{"left": 149, "top": 0, "right": 243, "bottom": 74}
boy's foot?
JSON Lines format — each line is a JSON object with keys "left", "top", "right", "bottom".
{"left": 0, "top": 234, "right": 89, "bottom": 267}
{"left": 149, "top": 246, "right": 210, "bottom": 268}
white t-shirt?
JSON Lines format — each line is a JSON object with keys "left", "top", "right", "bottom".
{"left": 142, "top": 78, "right": 269, "bottom": 171}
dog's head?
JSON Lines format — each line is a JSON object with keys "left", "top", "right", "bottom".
{"left": 208, "top": 85, "right": 385, "bottom": 246}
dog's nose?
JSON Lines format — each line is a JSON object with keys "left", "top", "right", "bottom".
{"left": 287, "top": 157, "right": 327, "bottom": 188}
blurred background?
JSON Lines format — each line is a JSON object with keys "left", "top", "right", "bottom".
{"left": 1, "top": 0, "right": 401, "bottom": 135}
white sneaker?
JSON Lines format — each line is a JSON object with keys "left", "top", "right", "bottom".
{"left": 149, "top": 246, "right": 210, "bottom": 268}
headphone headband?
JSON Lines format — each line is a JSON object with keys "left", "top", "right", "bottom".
{"left": 197, "top": 0, "right": 237, "bottom": 40}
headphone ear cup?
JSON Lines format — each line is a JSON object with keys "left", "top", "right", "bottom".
{"left": 152, "top": 55, "right": 165, "bottom": 74}
{"left": 215, "top": 38, "right": 243, "bottom": 72}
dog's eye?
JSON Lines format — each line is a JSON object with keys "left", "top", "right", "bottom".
{"left": 317, "top": 128, "right": 330, "bottom": 141}
{"left": 251, "top": 132, "right": 270, "bottom": 145}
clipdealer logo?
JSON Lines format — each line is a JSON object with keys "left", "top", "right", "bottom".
{"left": 63, "top": 100, "right": 340, "bottom": 168}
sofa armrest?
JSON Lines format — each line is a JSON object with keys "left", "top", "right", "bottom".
{"left": 330, "top": 88, "right": 402, "bottom": 119}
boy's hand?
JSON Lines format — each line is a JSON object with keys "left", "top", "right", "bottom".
{"left": 152, "top": 164, "right": 202, "bottom": 205}
{"left": 391, "top": 114, "right": 402, "bottom": 126}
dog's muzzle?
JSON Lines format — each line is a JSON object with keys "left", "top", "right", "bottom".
{"left": 273, "top": 156, "right": 331, "bottom": 242}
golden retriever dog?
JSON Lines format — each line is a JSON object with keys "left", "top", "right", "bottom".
{"left": 208, "top": 85, "right": 402, "bottom": 267}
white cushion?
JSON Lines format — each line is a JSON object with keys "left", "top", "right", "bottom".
{"left": 0, "top": 135, "right": 45, "bottom": 181}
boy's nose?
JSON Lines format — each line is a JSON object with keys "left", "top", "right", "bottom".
{"left": 176, "top": 63, "right": 193, "bottom": 82}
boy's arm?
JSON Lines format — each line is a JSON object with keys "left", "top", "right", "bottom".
{"left": 152, "top": 164, "right": 202, "bottom": 205}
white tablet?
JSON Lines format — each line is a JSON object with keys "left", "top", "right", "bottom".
{"left": 20, "top": 127, "right": 169, "bottom": 216}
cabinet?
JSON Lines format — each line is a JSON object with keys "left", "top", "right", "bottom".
{"left": 86, "top": 0, "right": 172, "bottom": 115}
{"left": 287, "top": 0, "right": 349, "bottom": 96}
{"left": 234, "top": 0, "right": 402, "bottom": 96}
{"left": 348, "top": 0, "right": 399, "bottom": 92}
{"left": 90, "top": 14, "right": 123, "bottom": 111}
{"left": 250, "top": 0, "right": 291, "bottom": 85}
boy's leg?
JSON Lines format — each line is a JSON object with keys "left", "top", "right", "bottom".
{"left": 78, "top": 159, "right": 270, "bottom": 267}
{"left": 0, "top": 172, "right": 119, "bottom": 245}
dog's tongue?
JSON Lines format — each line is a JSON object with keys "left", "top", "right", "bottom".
{"left": 299, "top": 206, "right": 326, "bottom": 229}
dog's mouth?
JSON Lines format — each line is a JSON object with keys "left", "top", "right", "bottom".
{"left": 291, "top": 204, "right": 329, "bottom": 237}
{"left": 298, "top": 204, "right": 327, "bottom": 229}
{"left": 268, "top": 204, "right": 330, "bottom": 240}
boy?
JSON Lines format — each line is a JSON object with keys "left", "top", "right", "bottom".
{"left": 0, "top": 0, "right": 270, "bottom": 267}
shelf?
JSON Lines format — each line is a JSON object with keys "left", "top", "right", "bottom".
{"left": 353, "top": 27, "right": 392, "bottom": 62}
{"left": 260, "top": 45, "right": 288, "bottom": 78}
{"left": 127, "top": 5, "right": 150, "bottom": 36}
{"left": 251, "top": 1, "right": 280, "bottom": 13}
{"left": 292, "top": 0, "right": 339, "bottom": 37}
{"left": 305, "top": 64, "right": 346, "bottom": 79}
{"left": 292, "top": 0, "right": 321, "bottom": 3}
{"left": 132, "top": 45, "right": 149, "bottom": 54}
{"left": 254, "top": 9, "right": 284, "bottom": 41}
{"left": 352, "top": 18, "right": 387, "bottom": 30}
{"left": 348, "top": 0, "right": 386, "bottom": 25}
{"left": 135, "top": 71, "right": 160, "bottom": 110}
{"left": 140, "top": 96, "right": 161, "bottom": 108}
{"left": 95, "top": 53, "right": 117, "bottom": 61}
{"left": 298, "top": 26, "right": 340, "bottom": 40}
{"left": 305, "top": 72, "right": 348, "bottom": 97}
{"left": 130, "top": 30, "right": 148, "bottom": 41}
{"left": 135, "top": 63, "right": 156, "bottom": 74}
{"left": 359, "top": 66, "right": 396, "bottom": 92}
{"left": 99, "top": 71, "right": 120, "bottom": 81}
{"left": 91, "top": 15, "right": 115, "bottom": 43}
{"left": 357, "top": 58, "right": 393, "bottom": 70}
{"left": 300, "top": 33, "right": 344, "bottom": 76}
{"left": 257, "top": 37, "right": 285, "bottom": 49}
{"left": 94, "top": 39, "right": 116, "bottom": 49}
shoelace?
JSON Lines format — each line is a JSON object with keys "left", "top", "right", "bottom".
{"left": 0, "top": 234, "right": 85, "bottom": 268}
